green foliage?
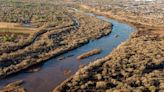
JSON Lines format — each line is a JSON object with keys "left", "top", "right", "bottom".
{"left": 149, "top": 86, "right": 156, "bottom": 92}
{"left": 0, "top": 1, "right": 69, "bottom": 27}
{"left": 3, "top": 35, "right": 14, "bottom": 42}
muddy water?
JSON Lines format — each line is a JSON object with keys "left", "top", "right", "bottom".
{"left": 0, "top": 12, "right": 135, "bottom": 92}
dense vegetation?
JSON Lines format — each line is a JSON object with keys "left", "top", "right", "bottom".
{"left": 0, "top": 1, "right": 71, "bottom": 27}
{"left": 55, "top": 33, "right": 164, "bottom": 92}
{"left": 54, "top": 0, "right": 164, "bottom": 91}
{"left": 0, "top": 0, "right": 75, "bottom": 55}
{"left": 0, "top": 0, "right": 163, "bottom": 92}
{"left": 0, "top": 80, "right": 25, "bottom": 92}
{"left": 0, "top": 32, "right": 29, "bottom": 51}
{"left": 73, "top": 0, "right": 164, "bottom": 27}
{"left": 0, "top": 0, "right": 112, "bottom": 78}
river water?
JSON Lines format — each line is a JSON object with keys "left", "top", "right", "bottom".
{"left": 0, "top": 11, "right": 135, "bottom": 92}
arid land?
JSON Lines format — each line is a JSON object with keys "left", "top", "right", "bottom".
{"left": 0, "top": 0, "right": 112, "bottom": 78}
{"left": 0, "top": 0, "right": 163, "bottom": 92}
{"left": 54, "top": 0, "right": 164, "bottom": 92}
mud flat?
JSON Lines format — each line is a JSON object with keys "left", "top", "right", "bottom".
{"left": 54, "top": 33, "right": 164, "bottom": 92}
{"left": 77, "top": 48, "right": 101, "bottom": 60}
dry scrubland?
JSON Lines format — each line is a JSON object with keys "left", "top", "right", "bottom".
{"left": 0, "top": 80, "right": 25, "bottom": 92}
{"left": 0, "top": 0, "right": 164, "bottom": 92}
{"left": 54, "top": 0, "right": 164, "bottom": 92}
{"left": 72, "top": 0, "right": 164, "bottom": 36}
{"left": 55, "top": 32, "right": 164, "bottom": 92}
{"left": 74, "top": 0, "right": 164, "bottom": 27}
{"left": 0, "top": 0, "right": 74, "bottom": 55}
{"left": 0, "top": 0, "right": 112, "bottom": 78}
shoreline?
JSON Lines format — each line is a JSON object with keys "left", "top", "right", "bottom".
{"left": 54, "top": 31, "right": 164, "bottom": 92}
{"left": 78, "top": 4, "right": 164, "bottom": 35}
{"left": 0, "top": 1, "right": 163, "bottom": 91}
{"left": 0, "top": 12, "right": 112, "bottom": 78}
{"left": 53, "top": 3, "right": 164, "bottom": 92}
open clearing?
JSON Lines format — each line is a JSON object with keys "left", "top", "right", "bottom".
{"left": 0, "top": 22, "right": 38, "bottom": 34}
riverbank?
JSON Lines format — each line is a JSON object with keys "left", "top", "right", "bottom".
{"left": 0, "top": 11, "right": 112, "bottom": 78}
{"left": 0, "top": 80, "right": 25, "bottom": 92}
{"left": 74, "top": 2, "right": 164, "bottom": 35}
{"left": 0, "top": 6, "right": 135, "bottom": 92}
{"left": 54, "top": 32, "right": 164, "bottom": 92}
{"left": 0, "top": 0, "right": 163, "bottom": 92}
{"left": 54, "top": 1, "right": 164, "bottom": 91}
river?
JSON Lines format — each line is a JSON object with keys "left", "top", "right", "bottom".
{"left": 0, "top": 10, "right": 135, "bottom": 92}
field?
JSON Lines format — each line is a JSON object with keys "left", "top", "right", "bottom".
{"left": 0, "top": 0, "right": 163, "bottom": 92}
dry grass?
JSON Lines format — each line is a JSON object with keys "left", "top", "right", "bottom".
{"left": 0, "top": 22, "right": 38, "bottom": 34}
{"left": 152, "top": 28, "right": 164, "bottom": 35}
{"left": 0, "top": 80, "right": 25, "bottom": 92}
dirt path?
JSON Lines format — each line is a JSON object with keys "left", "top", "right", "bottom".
{"left": 0, "top": 22, "right": 38, "bottom": 34}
